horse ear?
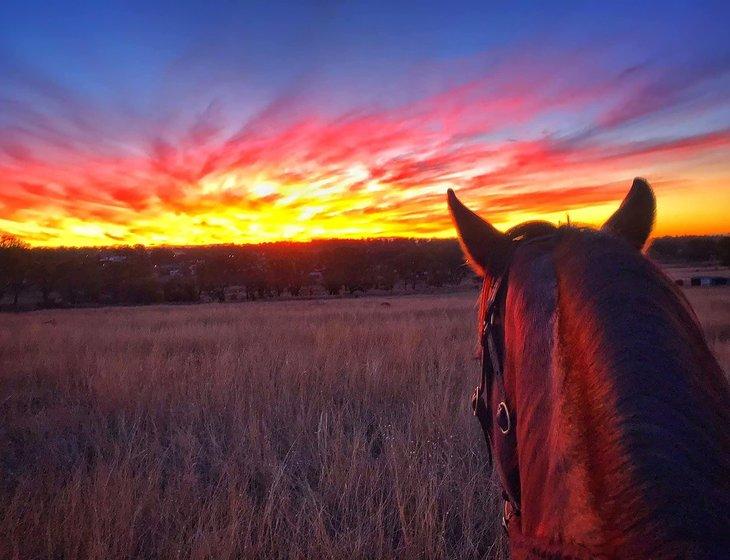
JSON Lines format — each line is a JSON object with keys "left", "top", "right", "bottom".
{"left": 447, "top": 189, "right": 511, "bottom": 277}
{"left": 602, "top": 178, "right": 656, "bottom": 251}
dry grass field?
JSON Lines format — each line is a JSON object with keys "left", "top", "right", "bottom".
{"left": 0, "top": 288, "right": 727, "bottom": 560}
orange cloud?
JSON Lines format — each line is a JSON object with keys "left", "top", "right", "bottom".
{"left": 1, "top": 53, "right": 729, "bottom": 246}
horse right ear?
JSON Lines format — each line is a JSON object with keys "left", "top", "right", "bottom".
{"left": 447, "top": 189, "right": 511, "bottom": 278}
{"left": 602, "top": 178, "right": 656, "bottom": 251}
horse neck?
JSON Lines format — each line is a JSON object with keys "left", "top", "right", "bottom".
{"left": 503, "top": 231, "right": 729, "bottom": 557}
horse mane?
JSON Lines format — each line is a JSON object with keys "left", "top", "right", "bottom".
{"left": 549, "top": 227, "right": 729, "bottom": 556}
{"left": 475, "top": 222, "right": 729, "bottom": 555}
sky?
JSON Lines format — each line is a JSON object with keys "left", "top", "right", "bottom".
{"left": 0, "top": 1, "right": 728, "bottom": 247}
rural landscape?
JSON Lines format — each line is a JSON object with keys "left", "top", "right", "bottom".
{"left": 1, "top": 234, "right": 727, "bottom": 310}
{"left": 2, "top": 1, "right": 729, "bottom": 558}
{"left": 0, "top": 253, "right": 727, "bottom": 558}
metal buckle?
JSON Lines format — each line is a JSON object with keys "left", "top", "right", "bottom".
{"left": 501, "top": 500, "right": 516, "bottom": 532}
{"left": 471, "top": 385, "right": 481, "bottom": 416}
{"left": 496, "top": 401, "right": 511, "bottom": 434}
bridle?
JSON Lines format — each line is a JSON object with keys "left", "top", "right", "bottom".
{"left": 471, "top": 267, "right": 521, "bottom": 530}
{"left": 469, "top": 228, "right": 608, "bottom": 559}
{"left": 470, "top": 230, "right": 557, "bottom": 532}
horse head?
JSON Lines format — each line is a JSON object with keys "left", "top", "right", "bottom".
{"left": 448, "top": 179, "right": 729, "bottom": 559}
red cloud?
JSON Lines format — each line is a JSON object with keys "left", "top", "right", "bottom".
{"left": 1, "top": 49, "right": 729, "bottom": 245}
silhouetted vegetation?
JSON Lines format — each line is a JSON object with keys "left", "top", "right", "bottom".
{"left": 0, "top": 236, "right": 474, "bottom": 309}
{"left": 1, "top": 233, "right": 727, "bottom": 310}
{"left": 648, "top": 235, "right": 728, "bottom": 264}
{"left": 0, "top": 234, "right": 30, "bottom": 308}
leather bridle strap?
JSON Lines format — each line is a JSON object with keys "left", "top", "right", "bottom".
{"left": 471, "top": 274, "right": 504, "bottom": 465}
{"left": 471, "top": 269, "right": 521, "bottom": 518}
{"left": 471, "top": 233, "right": 559, "bottom": 531}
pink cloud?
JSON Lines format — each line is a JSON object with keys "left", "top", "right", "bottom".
{"left": 1, "top": 47, "right": 729, "bottom": 244}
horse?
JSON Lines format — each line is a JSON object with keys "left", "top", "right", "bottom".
{"left": 447, "top": 178, "right": 729, "bottom": 559}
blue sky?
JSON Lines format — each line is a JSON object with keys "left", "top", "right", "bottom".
{"left": 0, "top": 1, "right": 728, "bottom": 245}
{"left": 3, "top": 1, "right": 727, "bottom": 116}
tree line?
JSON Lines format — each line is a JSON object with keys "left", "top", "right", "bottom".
{"left": 1, "top": 233, "right": 727, "bottom": 310}
{"left": 0, "top": 235, "right": 470, "bottom": 309}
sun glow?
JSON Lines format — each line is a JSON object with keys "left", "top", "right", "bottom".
{"left": 2, "top": 57, "right": 729, "bottom": 247}
{"left": 252, "top": 182, "right": 277, "bottom": 197}
{"left": 2, "top": 154, "right": 728, "bottom": 248}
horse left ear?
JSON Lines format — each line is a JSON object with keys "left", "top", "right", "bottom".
{"left": 447, "top": 188, "right": 511, "bottom": 278}
{"left": 602, "top": 177, "right": 656, "bottom": 251}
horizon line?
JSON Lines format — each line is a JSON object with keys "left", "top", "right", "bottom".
{"left": 19, "top": 231, "right": 729, "bottom": 251}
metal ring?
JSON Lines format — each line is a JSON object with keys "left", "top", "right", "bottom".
{"left": 497, "top": 401, "right": 511, "bottom": 434}
{"left": 501, "top": 500, "right": 514, "bottom": 532}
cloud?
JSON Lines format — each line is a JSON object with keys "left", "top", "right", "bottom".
{"left": 1, "top": 46, "right": 729, "bottom": 246}
{"left": 596, "top": 54, "right": 730, "bottom": 130}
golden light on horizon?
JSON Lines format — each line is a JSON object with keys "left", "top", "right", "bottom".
{"left": 2, "top": 88, "right": 729, "bottom": 248}
{"left": 3, "top": 170, "right": 727, "bottom": 249}
{"left": 3, "top": 11, "right": 730, "bottom": 250}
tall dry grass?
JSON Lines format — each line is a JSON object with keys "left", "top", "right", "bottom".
{"left": 0, "top": 294, "right": 505, "bottom": 560}
{"left": 0, "top": 288, "right": 727, "bottom": 559}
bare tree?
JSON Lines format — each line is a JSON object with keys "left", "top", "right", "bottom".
{"left": 0, "top": 233, "right": 31, "bottom": 308}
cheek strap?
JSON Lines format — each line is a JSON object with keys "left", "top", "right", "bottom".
{"left": 471, "top": 273, "right": 521, "bottom": 518}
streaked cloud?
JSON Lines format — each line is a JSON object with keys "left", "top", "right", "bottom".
{"left": 1, "top": 43, "right": 729, "bottom": 246}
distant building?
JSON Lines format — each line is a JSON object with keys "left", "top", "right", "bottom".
{"left": 690, "top": 276, "right": 728, "bottom": 287}
{"left": 99, "top": 254, "right": 126, "bottom": 263}
{"left": 154, "top": 264, "right": 184, "bottom": 278}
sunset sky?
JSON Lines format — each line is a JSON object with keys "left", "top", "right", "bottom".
{"left": 1, "top": 1, "right": 728, "bottom": 247}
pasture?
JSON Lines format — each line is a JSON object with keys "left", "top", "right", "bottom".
{"left": 0, "top": 288, "right": 727, "bottom": 559}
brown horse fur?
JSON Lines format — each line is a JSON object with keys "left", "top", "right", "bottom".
{"left": 449, "top": 179, "right": 729, "bottom": 559}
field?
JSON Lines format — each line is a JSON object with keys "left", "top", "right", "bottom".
{"left": 0, "top": 288, "right": 727, "bottom": 560}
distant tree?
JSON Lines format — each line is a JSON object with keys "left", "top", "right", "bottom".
{"left": 54, "top": 251, "right": 102, "bottom": 305}
{"left": 395, "top": 241, "right": 428, "bottom": 290}
{"left": 320, "top": 242, "right": 374, "bottom": 295}
{"left": 30, "top": 248, "right": 65, "bottom": 307}
{"left": 273, "top": 244, "right": 309, "bottom": 297}
{"left": 198, "top": 251, "right": 238, "bottom": 302}
{"left": 648, "top": 238, "right": 681, "bottom": 263}
{"left": 372, "top": 262, "right": 397, "bottom": 291}
{"left": 163, "top": 278, "right": 199, "bottom": 303}
{"left": 0, "top": 233, "right": 30, "bottom": 308}
{"left": 264, "top": 250, "right": 291, "bottom": 297}
{"left": 125, "top": 246, "right": 163, "bottom": 304}
{"left": 681, "top": 237, "right": 717, "bottom": 263}
{"left": 220, "top": 247, "right": 267, "bottom": 300}
{"left": 718, "top": 236, "right": 730, "bottom": 267}
{"left": 95, "top": 245, "right": 162, "bottom": 304}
